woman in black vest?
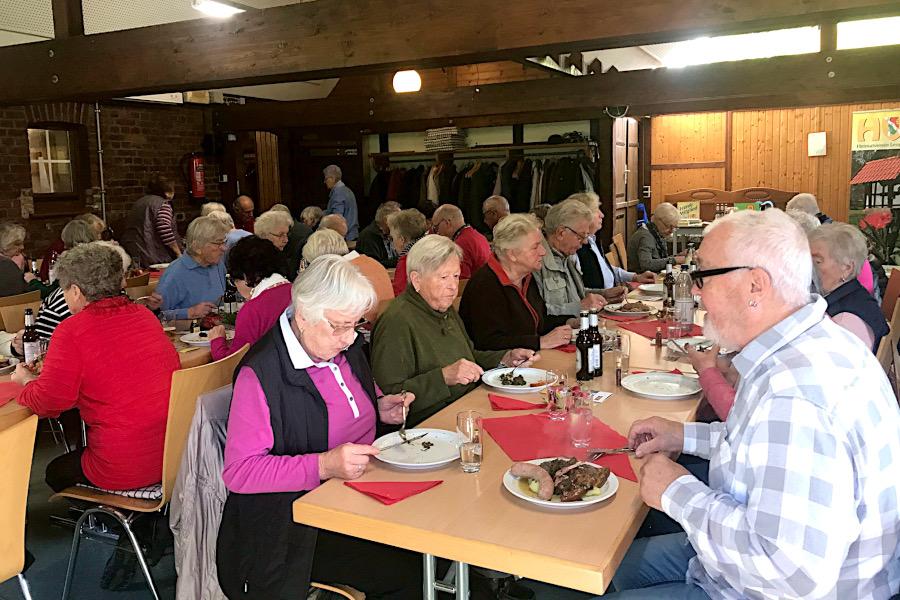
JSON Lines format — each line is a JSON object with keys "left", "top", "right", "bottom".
{"left": 216, "top": 255, "right": 419, "bottom": 599}
{"left": 808, "top": 223, "right": 888, "bottom": 353}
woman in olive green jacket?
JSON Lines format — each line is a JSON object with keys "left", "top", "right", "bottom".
{"left": 372, "top": 235, "right": 538, "bottom": 425}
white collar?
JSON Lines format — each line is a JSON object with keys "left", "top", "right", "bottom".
{"left": 278, "top": 307, "right": 357, "bottom": 370}
{"left": 250, "top": 273, "right": 289, "bottom": 300}
{"left": 342, "top": 251, "right": 360, "bottom": 261}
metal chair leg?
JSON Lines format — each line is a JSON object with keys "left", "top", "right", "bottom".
{"left": 116, "top": 510, "right": 160, "bottom": 600}
{"left": 17, "top": 574, "right": 33, "bottom": 600}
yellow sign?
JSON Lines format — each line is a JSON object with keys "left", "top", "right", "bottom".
{"left": 851, "top": 109, "right": 900, "bottom": 151}
{"left": 677, "top": 201, "right": 700, "bottom": 220}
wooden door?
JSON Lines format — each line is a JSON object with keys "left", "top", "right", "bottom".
{"left": 613, "top": 118, "right": 627, "bottom": 208}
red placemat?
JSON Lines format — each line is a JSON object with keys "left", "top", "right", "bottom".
{"left": 601, "top": 313, "right": 648, "bottom": 323}
{"left": 488, "top": 393, "right": 547, "bottom": 411}
{"left": 617, "top": 319, "right": 703, "bottom": 340}
{"left": 344, "top": 481, "right": 442, "bottom": 505}
{"left": 483, "top": 413, "right": 637, "bottom": 481}
{"left": 0, "top": 381, "right": 24, "bottom": 406}
{"left": 556, "top": 344, "right": 577, "bottom": 353}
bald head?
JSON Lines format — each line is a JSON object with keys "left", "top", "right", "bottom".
{"left": 482, "top": 195, "right": 510, "bottom": 230}
{"left": 234, "top": 195, "right": 255, "bottom": 222}
{"left": 432, "top": 204, "right": 465, "bottom": 238}
{"left": 319, "top": 213, "right": 349, "bottom": 239}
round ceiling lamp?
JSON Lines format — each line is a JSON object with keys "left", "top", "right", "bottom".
{"left": 392, "top": 70, "right": 422, "bottom": 93}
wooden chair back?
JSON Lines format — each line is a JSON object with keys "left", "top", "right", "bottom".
{"left": 457, "top": 278, "right": 469, "bottom": 298}
{"left": 0, "top": 414, "right": 38, "bottom": 584}
{"left": 0, "top": 301, "right": 42, "bottom": 333}
{"left": 125, "top": 273, "right": 151, "bottom": 288}
{"left": 876, "top": 336, "right": 893, "bottom": 376}
{"left": 606, "top": 251, "right": 620, "bottom": 269}
{"left": 611, "top": 233, "right": 627, "bottom": 270}
{"left": 882, "top": 269, "right": 900, "bottom": 321}
{"left": 0, "top": 291, "right": 40, "bottom": 331}
{"left": 125, "top": 285, "right": 154, "bottom": 301}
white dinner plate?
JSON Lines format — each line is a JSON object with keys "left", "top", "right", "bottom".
{"left": 665, "top": 336, "right": 710, "bottom": 353}
{"left": 0, "top": 356, "right": 20, "bottom": 375}
{"left": 373, "top": 428, "right": 460, "bottom": 470}
{"left": 503, "top": 458, "right": 618, "bottom": 509}
{"left": 621, "top": 372, "right": 701, "bottom": 400}
{"left": 149, "top": 263, "right": 170, "bottom": 270}
{"left": 482, "top": 367, "right": 553, "bottom": 394}
{"left": 179, "top": 331, "right": 233, "bottom": 346}
{"left": 604, "top": 302, "right": 655, "bottom": 317}
{"left": 637, "top": 283, "right": 664, "bottom": 295}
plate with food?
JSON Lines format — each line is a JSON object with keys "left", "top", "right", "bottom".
{"left": 637, "top": 283, "right": 664, "bottom": 295}
{"left": 504, "top": 457, "right": 618, "bottom": 509}
{"left": 148, "top": 263, "right": 170, "bottom": 270}
{"left": 621, "top": 372, "right": 701, "bottom": 400}
{"left": 665, "top": 337, "right": 712, "bottom": 354}
{"left": 604, "top": 300, "right": 655, "bottom": 317}
{"left": 0, "top": 356, "right": 19, "bottom": 375}
{"left": 180, "top": 331, "right": 234, "bottom": 346}
{"left": 373, "top": 428, "right": 460, "bottom": 469}
{"left": 482, "top": 368, "right": 553, "bottom": 394}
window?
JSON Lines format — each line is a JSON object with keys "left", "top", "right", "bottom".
{"left": 28, "top": 128, "right": 75, "bottom": 194}
{"left": 837, "top": 16, "right": 900, "bottom": 50}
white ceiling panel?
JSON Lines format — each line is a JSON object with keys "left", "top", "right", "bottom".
{"left": 0, "top": 30, "right": 49, "bottom": 48}
{"left": 0, "top": 0, "right": 54, "bottom": 39}
{"left": 215, "top": 79, "right": 339, "bottom": 101}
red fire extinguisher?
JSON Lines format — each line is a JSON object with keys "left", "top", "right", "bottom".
{"left": 189, "top": 153, "right": 206, "bottom": 200}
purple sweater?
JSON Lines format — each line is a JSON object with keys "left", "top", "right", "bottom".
{"left": 210, "top": 283, "right": 292, "bottom": 360}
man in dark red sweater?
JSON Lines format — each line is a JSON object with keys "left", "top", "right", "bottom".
{"left": 431, "top": 204, "right": 491, "bottom": 279}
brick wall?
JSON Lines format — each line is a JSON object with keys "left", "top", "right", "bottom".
{"left": 0, "top": 101, "right": 220, "bottom": 256}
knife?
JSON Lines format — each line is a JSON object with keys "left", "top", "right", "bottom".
{"left": 379, "top": 433, "right": 428, "bottom": 451}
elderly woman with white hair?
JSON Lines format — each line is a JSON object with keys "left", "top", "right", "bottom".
{"left": 0, "top": 221, "right": 40, "bottom": 297}
{"left": 216, "top": 255, "right": 419, "bottom": 599}
{"left": 534, "top": 199, "right": 608, "bottom": 318}
{"left": 300, "top": 205, "right": 324, "bottom": 230}
{"left": 787, "top": 192, "right": 832, "bottom": 224}
{"left": 626, "top": 202, "right": 684, "bottom": 273}
{"left": 459, "top": 214, "right": 572, "bottom": 351}
{"left": 387, "top": 208, "right": 428, "bottom": 296}
{"left": 372, "top": 235, "right": 538, "bottom": 424}
{"left": 808, "top": 222, "right": 888, "bottom": 351}
{"left": 156, "top": 215, "right": 229, "bottom": 320}
{"left": 255, "top": 209, "right": 294, "bottom": 252}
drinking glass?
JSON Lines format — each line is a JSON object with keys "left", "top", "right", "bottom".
{"left": 617, "top": 334, "right": 631, "bottom": 374}
{"left": 569, "top": 393, "right": 593, "bottom": 448}
{"left": 665, "top": 325, "right": 683, "bottom": 360}
{"left": 546, "top": 371, "right": 570, "bottom": 421}
{"left": 456, "top": 410, "right": 483, "bottom": 473}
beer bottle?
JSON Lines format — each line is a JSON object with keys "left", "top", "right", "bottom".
{"left": 23, "top": 308, "right": 40, "bottom": 365}
{"left": 663, "top": 263, "right": 676, "bottom": 309}
{"left": 575, "top": 312, "right": 591, "bottom": 381}
{"left": 589, "top": 309, "right": 603, "bottom": 377}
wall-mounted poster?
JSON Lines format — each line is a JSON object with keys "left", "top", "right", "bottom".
{"left": 850, "top": 109, "right": 900, "bottom": 215}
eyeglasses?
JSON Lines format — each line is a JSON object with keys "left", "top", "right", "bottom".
{"left": 324, "top": 317, "right": 365, "bottom": 337}
{"left": 690, "top": 266, "right": 752, "bottom": 289}
{"left": 208, "top": 239, "right": 227, "bottom": 248}
{"left": 272, "top": 231, "right": 289, "bottom": 240}
{"left": 563, "top": 226, "right": 589, "bottom": 243}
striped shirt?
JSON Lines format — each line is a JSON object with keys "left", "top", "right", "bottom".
{"left": 155, "top": 202, "right": 177, "bottom": 246}
{"left": 662, "top": 296, "right": 900, "bottom": 599}
{"left": 35, "top": 286, "right": 71, "bottom": 340}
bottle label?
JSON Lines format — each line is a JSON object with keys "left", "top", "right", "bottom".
{"left": 589, "top": 346, "right": 600, "bottom": 372}
{"left": 24, "top": 341, "right": 40, "bottom": 365}
{"left": 576, "top": 352, "right": 582, "bottom": 372}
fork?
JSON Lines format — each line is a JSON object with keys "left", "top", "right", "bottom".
{"left": 587, "top": 447, "right": 635, "bottom": 461}
{"left": 398, "top": 403, "right": 409, "bottom": 443}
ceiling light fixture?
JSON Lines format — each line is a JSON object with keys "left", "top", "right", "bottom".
{"left": 191, "top": 0, "right": 245, "bottom": 18}
{"left": 392, "top": 70, "right": 422, "bottom": 93}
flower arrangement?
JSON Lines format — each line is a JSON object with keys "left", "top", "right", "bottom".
{"left": 858, "top": 208, "right": 900, "bottom": 264}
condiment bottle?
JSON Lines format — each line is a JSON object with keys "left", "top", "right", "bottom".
{"left": 655, "top": 326, "right": 663, "bottom": 347}
{"left": 615, "top": 357, "right": 622, "bottom": 387}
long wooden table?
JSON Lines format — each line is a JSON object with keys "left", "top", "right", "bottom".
{"left": 293, "top": 303, "right": 703, "bottom": 597}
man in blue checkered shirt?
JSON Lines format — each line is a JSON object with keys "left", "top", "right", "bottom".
{"left": 608, "top": 209, "right": 900, "bottom": 599}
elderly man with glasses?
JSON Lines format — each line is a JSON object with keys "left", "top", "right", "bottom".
{"left": 627, "top": 202, "right": 686, "bottom": 273}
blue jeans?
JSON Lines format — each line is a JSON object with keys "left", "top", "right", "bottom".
{"left": 603, "top": 533, "right": 710, "bottom": 600}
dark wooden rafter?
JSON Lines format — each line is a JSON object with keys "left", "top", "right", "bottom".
{"left": 0, "top": 0, "right": 898, "bottom": 103}
{"left": 215, "top": 46, "right": 900, "bottom": 132}
{"left": 51, "top": 0, "right": 84, "bottom": 39}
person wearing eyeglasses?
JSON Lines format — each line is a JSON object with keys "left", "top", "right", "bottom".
{"left": 232, "top": 195, "right": 256, "bottom": 234}
{"left": 217, "top": 255, "right": 420, "bottom": 599}
{"left": 155, "top": 216, "right": 228, "bottom": 320}
{"left": 481, "top": 195, "right": 510, "bottom": 239}
{"left": 627, "top": 202, "right": 685, "bottom": 273}
{"left": 431, "top": 203, "right": 492, "bottom": 280}
{"left": 533, "top": 199, "right": 608, "bottom": 319}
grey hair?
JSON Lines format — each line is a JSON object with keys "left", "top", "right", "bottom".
{"left": 0, "top": 222, "right": 26, "bottom": 256}
{"left": 387, "top": 209, "right": 427, "bottom": 243}
{"left": 786, "top": 209, "right": 820, "bottom": 234}
{"left": 375, "top": 202, "right": 401, "bottom": 227}
{"left": 206, "top": 209, "right": 235, "bottom": 229}
{"left": 483, "top": 195, "right": 510, "bottom": 214}
{"left": 543, "top": 199, "right": 594, "bottom": 236}
{"left": 433, "top": 204, "right": 464, "bottom": 226}
{"left": 61, "top": 220, "right": 96, "bottom": 249}
{"left": 652, "top": 203, "right": 680, "bottom": 227}
{"left": 808, "top": 222, "right": 868, "bottom": 278}
{"left": 786, "top": 193, "right": 820, "bottom": 216}
{"left": 319, "top": 213, "right": 348, "bottom": 233}
{"left": 269, "top": 204, "right": 292, "bottom": 214}
{"left": 406, "top": 234, "right": 463, "bottom": 277}
{"left": 302, "top": 229, "right": 349, "bottom": 263}
{"left": 186, "top": 215, "right": 231, "bottom": 256}
{"left": 76, "top": 213, "right": 105, "bottom": 231}
{"left": 292, "top": 254, "right": 376, "bottom": 323}
{"left": 55, "top": 242, "right": 124, "bottom": 302}
{"left": 566, "top": 191, "right": 600, "bottom": 212}
{"left": 255, "top": 210, "right": 294, "bottom": 239}
{"left": 492, "top": 213, "right": 543, "bottom": 256}
{"left": 300, "top": 206, "right": 323, "bottom": 225}
{"left": 704, "top": 209, "right": 811, "bottom": 308}
{"left": 200, "top": 202, "right": 227, "bottom": 216}
{"left": 323, "top": 164, "right": 342, "bottom": 180}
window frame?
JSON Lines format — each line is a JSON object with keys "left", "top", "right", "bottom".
{"left": 25, "top": 121, "right": 90, "bottom": 217}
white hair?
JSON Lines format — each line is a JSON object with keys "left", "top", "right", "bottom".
{"left": 301, "top": 206, "right": 323, "bottom": 225}
{"left": 808, "top": 222, "right": 868, "bottom": 278}
{"left": 543, "top": 199, "right": 594, "bottom": 235}
{"left": 292, "top": 254, "right": 375, "bottom": 323}
{"left": 704, "top": 209, "right": 811, "bottom": 307}
{"left": 323, "top": 164, "right": 342, "bottom": 180}
{"left": 200, "top": 202, "right": 227, "bottom": 216}
{"left": 406, "top": 234, "right": 463, "bottom": 277}
{"left": 492, "top": 213, "right": 542, "bottom": 256}
{"left": 302, "top": 229, "right": 349, "bottom": 263}
{"left": 566, "top": 191, "right": 600, "bottom": 212}
{"left": 786, "top": 209, "right": 820, "bottom": 234}
{"left": 206, "top": 209, "right": 235, "bottom": 229}
{"left": 786, "top": 193, "right": 820, "bottom": 216}
{"left": 255, "top": 210, "right": 293, "bottom": 239}
{"left": 653, "top": 202, "right": 680, "bottom": 227}
{"left": 186, "top": 216, "right": 231, "bottom": 255}
{"left": 0, "top": 222, "right": 26, "bottom": 256}
{"left": 483, "top": 195, "right": 510, "bottom": 214}
{"left": 269, "top": 204, "right": 292, "bottom": 214}
{"left": 433, "top": 204, "right": 464, "bottom": 226}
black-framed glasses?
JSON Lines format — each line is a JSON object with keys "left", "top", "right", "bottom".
{"left": 563, "top": 226, "right": 589, "bottom": 243}
{"left": 690, "top": 266, "right": 752, "bottom": 289}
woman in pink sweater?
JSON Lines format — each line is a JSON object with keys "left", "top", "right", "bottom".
{"left": 208, "top": 236, "right": 292, "bottom": 360}
{"left": 685, "top": 343, "right": 738, "bottom": 420}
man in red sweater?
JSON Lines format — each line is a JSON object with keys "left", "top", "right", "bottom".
{"left": 431, "top": 204, "right": 491, "bottom": 279}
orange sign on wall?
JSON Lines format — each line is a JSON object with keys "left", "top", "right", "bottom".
{"left": 852, "top": 109, "right": 900, "bottom": 151}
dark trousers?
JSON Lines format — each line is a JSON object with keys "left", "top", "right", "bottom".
{"left": 309, "top": 530, "right": 422, "bottom": 599}
{"left": 45, "top": 448, "right": 93, "bottom": 493}
{"left": 636, "top": 455, "right": 709, "bottom": 539}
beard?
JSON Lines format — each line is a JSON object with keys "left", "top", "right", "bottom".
{"left": 702, "top": 312, "right": 742, "bottom": 352}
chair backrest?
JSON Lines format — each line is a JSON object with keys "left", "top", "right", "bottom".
{"left": 124, "top": 284, "right": 154, "bottom": 301}
{"left": 160, "top": 345, "right": 249, "bottom": 504}
{"left": 0, "top": 414, "right": 38, "bottom": 583}
{"left": 125, "top": 272, "right": 151, "bottom": 288}
{"left": 611, "top": 233, "right": 627, "bottom": 271}
{"left": 606, "top": 250, "right": 620, "bottom": 269}
{"left": 876, "top": 336, "right": 893, "bottom": 376}
{"left": 882, "top": 269, "right": 900, "bottom": 321}
{"left": 0, "top": 291, "right": 40, "bottom": 331}
{"left": 456, "top": 278, "right": 469, "bottom": 298}
{"left": 0, "top": 300, "right": 42, "bottom": 333}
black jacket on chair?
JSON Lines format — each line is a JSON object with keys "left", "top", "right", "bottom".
{"left": 825, "top": 279, "right": 889, "bottom": 353}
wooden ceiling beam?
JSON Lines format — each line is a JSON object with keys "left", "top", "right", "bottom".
{"left": 1, "top": 0, "right": 898, "bottom": 104}
{"left": 215, "top": 46, "right": 900, "bottom": 132}
{"left": 51, "top": 0, "right": 84, "bottom": 39}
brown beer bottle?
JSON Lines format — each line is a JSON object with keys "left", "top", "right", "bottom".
{"left": 23, "top": 308, "right": 40, "bottom": 365}
{"left": 576, "top": 312, "right": 592, "bottom": 381}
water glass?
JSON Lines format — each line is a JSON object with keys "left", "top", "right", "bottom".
{"left": 546, "top": 371, "right": 570, "bottom": 421}
{"left": 617, "top": 334, "right": 631, "bottom": 374}
{"left": 569, "top": 393, "right": 593, "bottom": 448}
{"left": 456, "top": 410, "right": 483, "bottom": 473}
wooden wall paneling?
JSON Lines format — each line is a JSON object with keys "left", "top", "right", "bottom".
{"left": 254, "top": 131, "right": 281, "bottom": 211}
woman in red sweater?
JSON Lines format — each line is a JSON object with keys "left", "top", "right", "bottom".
{"left": 14, "top": 242, "right": 180, "bottom": 492}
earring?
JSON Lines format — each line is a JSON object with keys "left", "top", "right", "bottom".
{"left": 748, "top": 299, "right": 758, "bottom": 308}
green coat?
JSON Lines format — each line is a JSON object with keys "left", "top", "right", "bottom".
{"left": 371, "top": 285, "right": 506, "bottom": 425}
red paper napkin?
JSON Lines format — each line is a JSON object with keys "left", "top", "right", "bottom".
{"left": 618, "top": 320, "right": 703, "bottom": 340}
{"left": 631, "top": 369, "right": 683, "bottom": 375}
{"left": 601, "top": 313, "right": 648, "bottom": 323}
{"left": 344, "top": 481, "right": 442, "bottom": 505}
{"left": 488, "top": 393, "right": 547, "bottom": 411}
{"left": 482, "top": 413, "right": 637, "bottom": 481}
{"left": 0, "top": 381, "right": 24, "bottom": 406}
{"left": 556, "top": 344, "right": 577, "bottom": 353}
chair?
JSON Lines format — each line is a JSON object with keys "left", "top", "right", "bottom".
{"left": 125, "top": 273, "right": 151, "bottom": 288}
{"left": 882, "top": 269, "right": 900, "bottom": 321}
{"left": 0, "top": 291, "right": 40, "bottom": 331}
{"left": 612, "top": 233, "right": 628, "bottom": 271}
{"left": 457, "top": 278, "right": 469, "bottom": 297}
{"left": 124, "top": 284, "right": 154, "bottom": 301}
{"left": 310, "top": 582, "right": 365, "bottom": 599}
{"left": 606, "top": 250, "right": 620, "bottom": 269}
{"left": 55, "top": 345, "right": 250, "bottom": 600}
{"left": 0, "top": 414, "right": 39, "bottom": 600}
{"left": 0, "top": 301, "right": 42, "bottom": 333}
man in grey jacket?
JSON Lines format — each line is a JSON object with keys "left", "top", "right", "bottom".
{"left": 323, "top": 164, "right": 359, "bottom": 241}
{"left": 627, "top": 202, "right": 685, "bottom": 273}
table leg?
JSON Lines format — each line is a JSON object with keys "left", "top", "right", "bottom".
{"left": 423, "top": 554, "right": 470, "bottom": 599}
{"left": 455, "top": 561, "right": 469, "bottom": 599}
{"left": 423, "top": 554, "right": 437, "bottom": 600}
